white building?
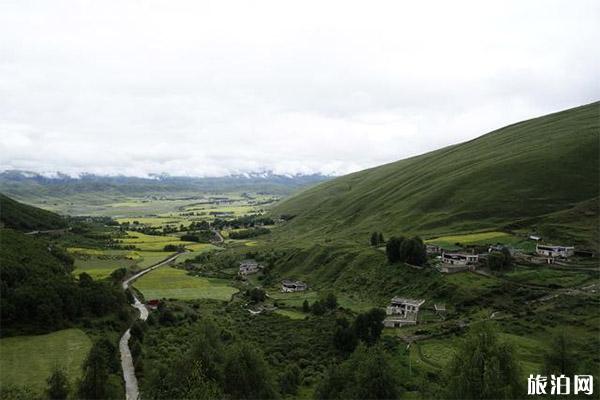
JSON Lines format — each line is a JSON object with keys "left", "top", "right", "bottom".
{"left": 441, "top": 252, "right": 478, "bottom": 266}
{"left": 384, "top": 297, "right": 425, "bottom": 328}
{"left": 535, "top": 244, "right": 574, "bottom": 258}
{"left": 281, "top": 280, "right": 308, "bottom": 292}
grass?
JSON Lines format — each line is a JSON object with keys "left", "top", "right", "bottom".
{"left": 417, "top": 339, "right": 456, "bottom": 368}
{"left": 73, "top": 257, "right": 136, "bottom": 279}
{"left": 504, "top": 266, "right": 591, "bottom": 288}
{"left": 0, "top": 329, "right": 92, "bottom": 393}
{"left": 133, "top": 266, "right": 238, "bottom": 301}
{"left": 119, "top": 231, "right": 194, "bottom": 251}
{"left": 273, "top": 309, "right": 307, "bottom": 319}
{"left": 443, "top": 272, "right": 498, "bottom": 290}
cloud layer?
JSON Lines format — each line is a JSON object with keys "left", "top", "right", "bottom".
{"left": 1, "top": 0, "right": 598, "bottom": 177}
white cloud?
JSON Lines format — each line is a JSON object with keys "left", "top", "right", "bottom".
{"left": 0, "top": 0, "right": 598, "bottom": 177}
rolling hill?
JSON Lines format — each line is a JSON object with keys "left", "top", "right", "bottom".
{"left": 0, "top": 193, "right": 67, "bottom": 231}
{"left": 272, "top": 102, "right": 599, "bottom": 247}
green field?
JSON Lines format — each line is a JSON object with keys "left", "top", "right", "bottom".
{"left": 133, "top": 266, "right": 238, "bottom": 300}
{"left": 174, "top": 245, "right": 221, "bottom": 264}
{"left": 73, "top": 256, "right": 137, "bottom": 279}
{"left": 0, "top": 329, "right": 92, "bottom": 393}
{"left": 273, "top": 308, "right": 307, "bottom": 320}
{"left": 69, "top": 246, "right": 176, "bottom": 279}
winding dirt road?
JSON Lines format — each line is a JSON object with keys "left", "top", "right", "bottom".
{"left": 120, "top": 253, "right": 182, "bottom": 400}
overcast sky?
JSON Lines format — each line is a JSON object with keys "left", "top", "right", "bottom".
{"left": 1, "top": 0, "right": 598, "bottom": 177}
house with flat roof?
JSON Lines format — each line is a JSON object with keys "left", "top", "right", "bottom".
{"left": 441, "top": 252, "right": 478, "bottom": 265}
{"left": 281, "top": 280, "right": 308, "bottom": 292}
{"left": 535, "top": 244, "right": 574, "bottom": 258}
{"left": 384, "top": 297, "right": 425, "bottom": 328}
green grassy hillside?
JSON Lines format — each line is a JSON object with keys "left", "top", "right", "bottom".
{"left": 0, "top": 193, "right": 67, "bottom": 231}
{"left": 272, "top": 102, "right": 599, "bottom": 246}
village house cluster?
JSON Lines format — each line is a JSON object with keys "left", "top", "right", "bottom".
{"left": 425, "top": 234, "right": 581, "bottom": 274}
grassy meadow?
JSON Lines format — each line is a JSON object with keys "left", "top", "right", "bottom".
{"left": 0, "top": 329, "right": 92, "bottom": 393}
{"left": 133, "top": 266, "right": 238, "bottom": 301}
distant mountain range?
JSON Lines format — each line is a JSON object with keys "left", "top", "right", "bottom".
{"left": 0, "top": 170, "right": 331, "bottom": 199}
{"left": 272, "top": 102, "right": 599, "bottom": 247}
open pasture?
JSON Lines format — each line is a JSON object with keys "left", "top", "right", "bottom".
{"left": 0, "top": 329, "right": 92, "bottom": 393}
{"left": 73, "top": 256, "right": 137, "bottom": 279}
{"left": 133, "top": 266, "right": 238, "bottom": 301}
{"left": 505, "top": 266, "right": 592, "bottom": 288}
{"left": 69, "top": 246, "right": 176, "bottom": 278}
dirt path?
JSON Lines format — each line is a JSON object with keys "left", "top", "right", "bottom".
{"left": 119, "top": 252, "right": 182, "bottom": 400}
{"left": 212, "top": 229, "right": 224, "bottom": 243}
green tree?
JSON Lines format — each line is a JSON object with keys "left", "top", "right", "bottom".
{"left": 316, "top": 344, "right": 400, "bottom": 399}
{"left": 400, "top": 236, "right": 427, "bottom": 266}
{"left": 247, "top": 287, "right": 266, "bottom": 303}
{"left": 77, "top": 341, "right": 111, "bottom": 399}
{"left": 378, "top": 232, "right": 384, "bottom": 244}
{"left": 323, "top": 292, "right": 338, "bottom": 310}
{"left": 444, "top": 323, "right": 523, "bottom": 399}
{"left": 487, "top": 248, "right": 513, "bottom": 272}
{"left": 354, "top": 308, "right": 386, "bottom": 345}
{"left": 543, "top": 333, "right": 578, "bottom": 377}
{"left": 333, "top": 318, "right": 358, "bottom": 354}
{"left": 370, "top": 232, "right": 380, "bottom": 246}
{"left": 46, "top": 368, "right": 70, "bottom": 400}
{"left": 279, "top": 363, "right": 301, "bottom": 395}
{"left": 302, "top": 299, "right": 310, "bottom": 313}
{"left": 223, "top": 343, "right": 278, "bottom": 399}
{"left": 385, "top": 236, "right": 405, "bottom": 263}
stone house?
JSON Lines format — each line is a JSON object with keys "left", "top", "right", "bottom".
{"left": 281, "top": 280, "right": 308, "bottom": 292}
{"left": 383, "top": 297, "right": 425, "bottom": 328}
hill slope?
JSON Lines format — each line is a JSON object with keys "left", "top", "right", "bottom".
{"left": 0, "top": 194, "right": 67, "bottom": 231}
{"left": 272, "top": 102, "right": 599, "bottom": 244}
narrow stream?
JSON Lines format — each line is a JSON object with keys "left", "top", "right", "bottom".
{"left": 119, "top": 253, "right": 181, "bottom": 400}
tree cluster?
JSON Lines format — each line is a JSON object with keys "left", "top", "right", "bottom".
{"left": 77, "top": 339, "right": 122, "bottom": 399}
{"left": 370, "top": 232, "right": 385, "bottom": 246}
{"left": 385, "top": 236, "right": 427, "bottom": 265}
{"left": 309, "top": 292, "right": 338, "bottom": 315}
{"left": 315, "top": 344, "right": 401, "bottom": 399}
{"left": 246, "top": 287, "right": 267, "bottom": 303}
{"left": 144, "top": 321, "right": 278, "bottom": 400}
{"left": 181, "top": 230, "right": 215, "bottom": 243}
{"left": 0, "top": 230, "right": 127, "bottom": 335}
{"left": 487, "top": 247, "right": 513, "bottom": 272}
{"left": 333, "top": 308, "right": 386, "bottom": 354}
{"left": 444, "top": 323, "right": 523, "bottom": 399}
